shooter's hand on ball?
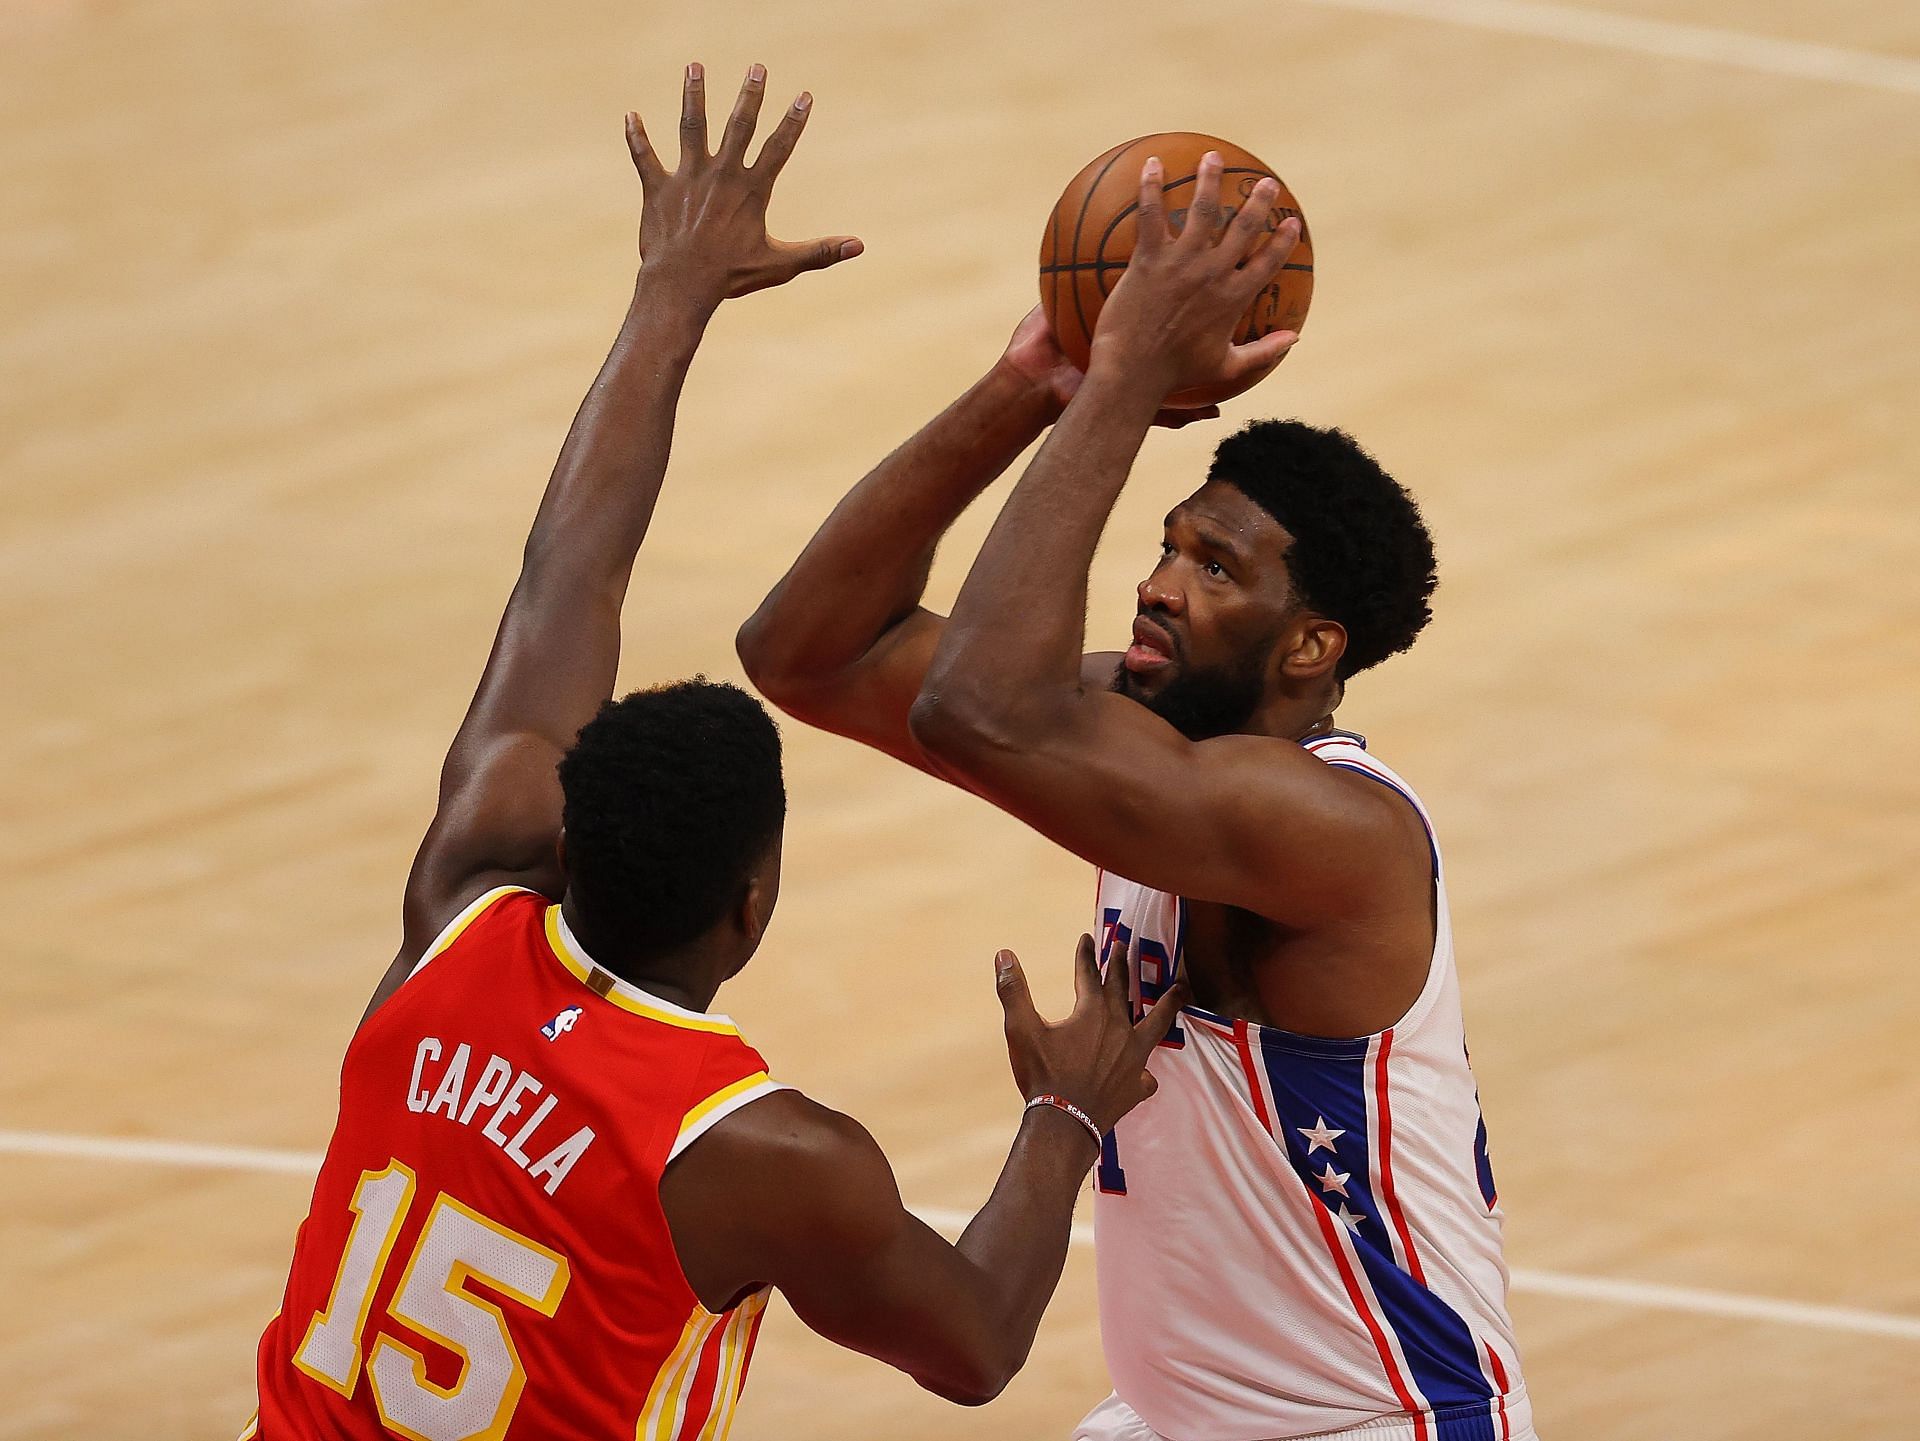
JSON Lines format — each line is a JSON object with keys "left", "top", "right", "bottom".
{"left": 999, "top": 306, "right": 1222, "bottom": 430}
{"left": 626, "top": 63, "right": 862, "bottom": 308}
{"left": 1086, "top": 150, "right": 1301, "bottom": 404}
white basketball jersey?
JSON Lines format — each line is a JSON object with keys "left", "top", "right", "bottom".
{"left": 1092, "top": 731, "right": 1531, "bottom": 1441}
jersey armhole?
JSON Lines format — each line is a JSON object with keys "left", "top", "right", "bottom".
{"left": 406, "top": 885, "right": 531, "bottom": 982}
{"left": 666, "top": 1072, "right": 792, "bottom": 1164}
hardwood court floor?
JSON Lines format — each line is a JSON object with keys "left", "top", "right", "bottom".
{"left": 2, "top": 2, "right": 1916, "bottom": 1437}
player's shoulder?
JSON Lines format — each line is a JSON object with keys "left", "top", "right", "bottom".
{"left": 678, "top": 1090, "right": 883, "bottom": 1193}
{"left": 667, "top": 1089, "right": 895, "bottom": 1246}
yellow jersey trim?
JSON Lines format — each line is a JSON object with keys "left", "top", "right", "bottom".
{"left": 409, "top": 885, "right": 532, "bottom": 980}
{"left": 542, "top": 905, "right": 740, "bottom": 1036}
{"left": 668, "top": 1073, "right": 785, "bottom": 1163}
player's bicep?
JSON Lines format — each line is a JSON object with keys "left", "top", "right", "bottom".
{"left": 952, "top": 691, "right": 1394, "bottom": 921}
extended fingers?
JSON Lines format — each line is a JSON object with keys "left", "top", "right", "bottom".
{"left": 752, "top": 91, "right": 813, "bottom": 180}
{"left": 1182, "top": 150, "right": 1224, "bottom": 248}
{"left": 995, "top": 949, "right": 1040, "bottom": 1036}
{"left": 1134, "top": 155, "right": 1168, "bottom": 253}
{"left": 1102, "top": 932, "right": 1139, "bottom": 1016}
{"left": 678, "top": 61, "right": 707, "bottom": 164}
{"left": 1134, "top": 976, "right": 1190, "bottom": 1053}
{"left": 1228, "top": 176, "right": 1281, "bottom": 264}
{"left": 1072, "top": 932, "right": 1102, "bottom": 1009}
{"left": 1241, "top": 213, "right": 1302, "bottom": 293}
{"left": 718, "top": 63, "right": 767, "bottom": 163}
{"left": 624, "top": 111, "right": 666, "bottom": 188}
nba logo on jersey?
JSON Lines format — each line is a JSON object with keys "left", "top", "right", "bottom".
{"left": 540, "top": 1006, "right": 583, "bottom": 1041}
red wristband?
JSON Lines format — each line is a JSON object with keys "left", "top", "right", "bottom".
{"left": 1025, "top": 1092, "right": 1103, "bottom": 1150}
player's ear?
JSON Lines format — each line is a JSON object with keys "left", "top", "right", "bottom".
{"left": 555, "top": 828, "right": 570, "bottom": 878}
{"left": 738, "top": 836, "right": 783, "bottom": 949}
{"left": 1280, "top": 615, "right": 1345, "bottom": 682}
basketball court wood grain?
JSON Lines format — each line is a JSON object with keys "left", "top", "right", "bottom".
{"left": 2, "top": 2, "right": 1916, "bottom": 1437}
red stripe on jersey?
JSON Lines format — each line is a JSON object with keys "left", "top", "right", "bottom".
{"left": 1232, "top": 1021, "right": 1272, "bottom": 1133}
{"left": 1485, "top": 1341, "right": 1512, "bottom": 1440}
{"left": 1373, "top": 1030, "right": 1426, "bottom": 1285}
{"left": 1305, "top": 1183, "right": 1431, "bottom": 1439}
{"left": 680, "top": 1315, "right": 733, "bottom": 1437}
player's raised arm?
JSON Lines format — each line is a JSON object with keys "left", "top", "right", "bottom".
{"left": 661, "top": 936, "right": 1184, "bottom": 1404}
{"left": 368, "top": 65, "right": 860, "bottom": 1021}
{"left": 735, "top": 312, "right": 1066, "bottom": 770}
{"left": 908, "top": 154, "right": 1423, "bottom": 924}
{"left": 736, "top": 307, "right": 1213, "bottom": 772}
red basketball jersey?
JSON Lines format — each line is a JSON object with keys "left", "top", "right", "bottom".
{"left": 246, "top": 887, "right": 783, "bottom": 1441}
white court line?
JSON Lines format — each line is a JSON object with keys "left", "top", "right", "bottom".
{"left": 1297, "top": 0, "right": 1920, "bottom": 95}
{"left": 8, "top": 1127, "right": 1920, "bottom": 1342}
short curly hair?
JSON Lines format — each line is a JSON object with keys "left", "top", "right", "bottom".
{"left": 1207, "top": 420, "right": 1437, "bottom": 679}
{"left": 557, "top": 677, "right": 784, "bottom": 971}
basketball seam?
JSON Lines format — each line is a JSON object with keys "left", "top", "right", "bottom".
{"left": 1068, "top": 141, "right": 1141, "bottom": 355}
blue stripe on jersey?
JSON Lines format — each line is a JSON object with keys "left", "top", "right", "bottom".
{"left": 1474, "top": 1109, "right": 1498, "bottom": 1208}
{"left": 1255, "top": 1032, "right": 1495, "bottom": 1417}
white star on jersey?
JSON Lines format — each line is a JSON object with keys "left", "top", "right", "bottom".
{"left": 1314, "top": 1163, "right": 1351, "bottom": 1197}
{"left": 1298, "top": 1116, "right": 1346, "bottom": 1154}
{"left": 1333, "top": 1203, "right": 1368, "bottom": 1235}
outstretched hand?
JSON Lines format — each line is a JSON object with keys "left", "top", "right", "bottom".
{"left": 626, "top": 63, "right": 862, "bottom": 306}
{"left": 995, "top": 933, "right": 1187, "bottom": 1137}
{"left": 1086, "top": 150, "right": 1301, "bottom": 404}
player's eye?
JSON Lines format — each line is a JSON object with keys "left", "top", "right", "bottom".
{"left": 1159, "top": 541, "right": 1175, "bottom": 560}
{"left": 1205, "top": 560, "right": 1227, "bottom": 579}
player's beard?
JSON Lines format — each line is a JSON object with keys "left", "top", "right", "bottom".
{"left": 1110, "top": 650, "right": 1268, "bottom": 742}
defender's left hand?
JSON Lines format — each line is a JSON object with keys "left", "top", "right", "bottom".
{"left": 626, "top": 63, "right": 862, "bottom": 305}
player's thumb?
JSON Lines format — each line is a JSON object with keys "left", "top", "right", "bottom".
{"left": 994, "top": 949, "right": 1037, "bottom": 1032}
{"left": 1230, "top": 328, "right": 1299, "bottom": 378}
{"left": 788, "top": 235, "right": 864, "bottom": 275}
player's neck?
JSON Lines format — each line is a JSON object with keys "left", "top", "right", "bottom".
{"left": 559, "top": 893, "right": 730, "bottom": 1014}
{"left": 1245, "top": 682, "right": 1341, "bottom": 743}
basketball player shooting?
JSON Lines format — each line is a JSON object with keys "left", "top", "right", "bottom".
{"left": 242, "top": 66, "right": 1182, "bottom": 1441}
{"left": 741, "top": 153, "right": 1533, "bottom": 1440}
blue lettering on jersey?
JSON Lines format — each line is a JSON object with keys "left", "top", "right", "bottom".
{"left": 1096, "top": 905, "right": 1189, "bottom": 1197}
{"left": 1098, "top": 908, "right": 1185, "bottom": 1049}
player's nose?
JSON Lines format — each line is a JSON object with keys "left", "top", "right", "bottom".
{"left": 1138, "top": 572, "right": 1184, "bottom": 616}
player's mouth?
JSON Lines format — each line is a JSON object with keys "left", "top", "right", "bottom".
{"left": 1124, "top": 615, "right": 1179, "bottom": 675}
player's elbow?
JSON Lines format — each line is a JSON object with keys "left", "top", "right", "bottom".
{"left": 915, "top": 1350, "right": 1018, "bottom": 1407}
{"left": 734, "top": 609, "right": 789, "bottom": 694}
{"left": 734, "top": 611, "right": 819, "bottom": 715}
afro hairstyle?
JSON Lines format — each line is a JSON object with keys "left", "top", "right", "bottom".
{"left": 1207, "top": 420, "right": 1437, "bottom": 679}
{"left": 556, "top": 677, "right": 784, "bottom": 971}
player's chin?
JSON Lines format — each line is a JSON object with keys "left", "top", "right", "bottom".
{"left": 1110, "top": 658, "right": 1175, "bottom": 702}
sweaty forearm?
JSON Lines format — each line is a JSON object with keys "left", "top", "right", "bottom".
{"left": 738, "top": 362, "right": 1053, "bottom": 687}
{"left": 951, "top": 1108, "right": 1099, "bottom": 1383}
{"left": 521, "top": 276, "right": 711, "bottom": 587}
{"left": 925, "top": 369, "right": 1163, "bottom": 716}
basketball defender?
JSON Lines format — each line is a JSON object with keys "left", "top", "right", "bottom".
{"left": 242, "top": 66, "right": 1182, "bottom": 1441}
{"left": 741, "top": 155, "right": 1533, "bottom": 1440}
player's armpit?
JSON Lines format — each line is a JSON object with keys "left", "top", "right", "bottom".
{"left": 910, "top": 686, "right": 1428, "bottom": 926}
{"left": 659, "top": 1090, "right": 1021, "bottom": 1406}
{"left": 361, "top": 735, "right": 570, "bottom": 1025}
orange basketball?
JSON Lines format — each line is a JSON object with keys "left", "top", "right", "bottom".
{"left": 1039, "top": 132, "right": 1313, "bottom": 406}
